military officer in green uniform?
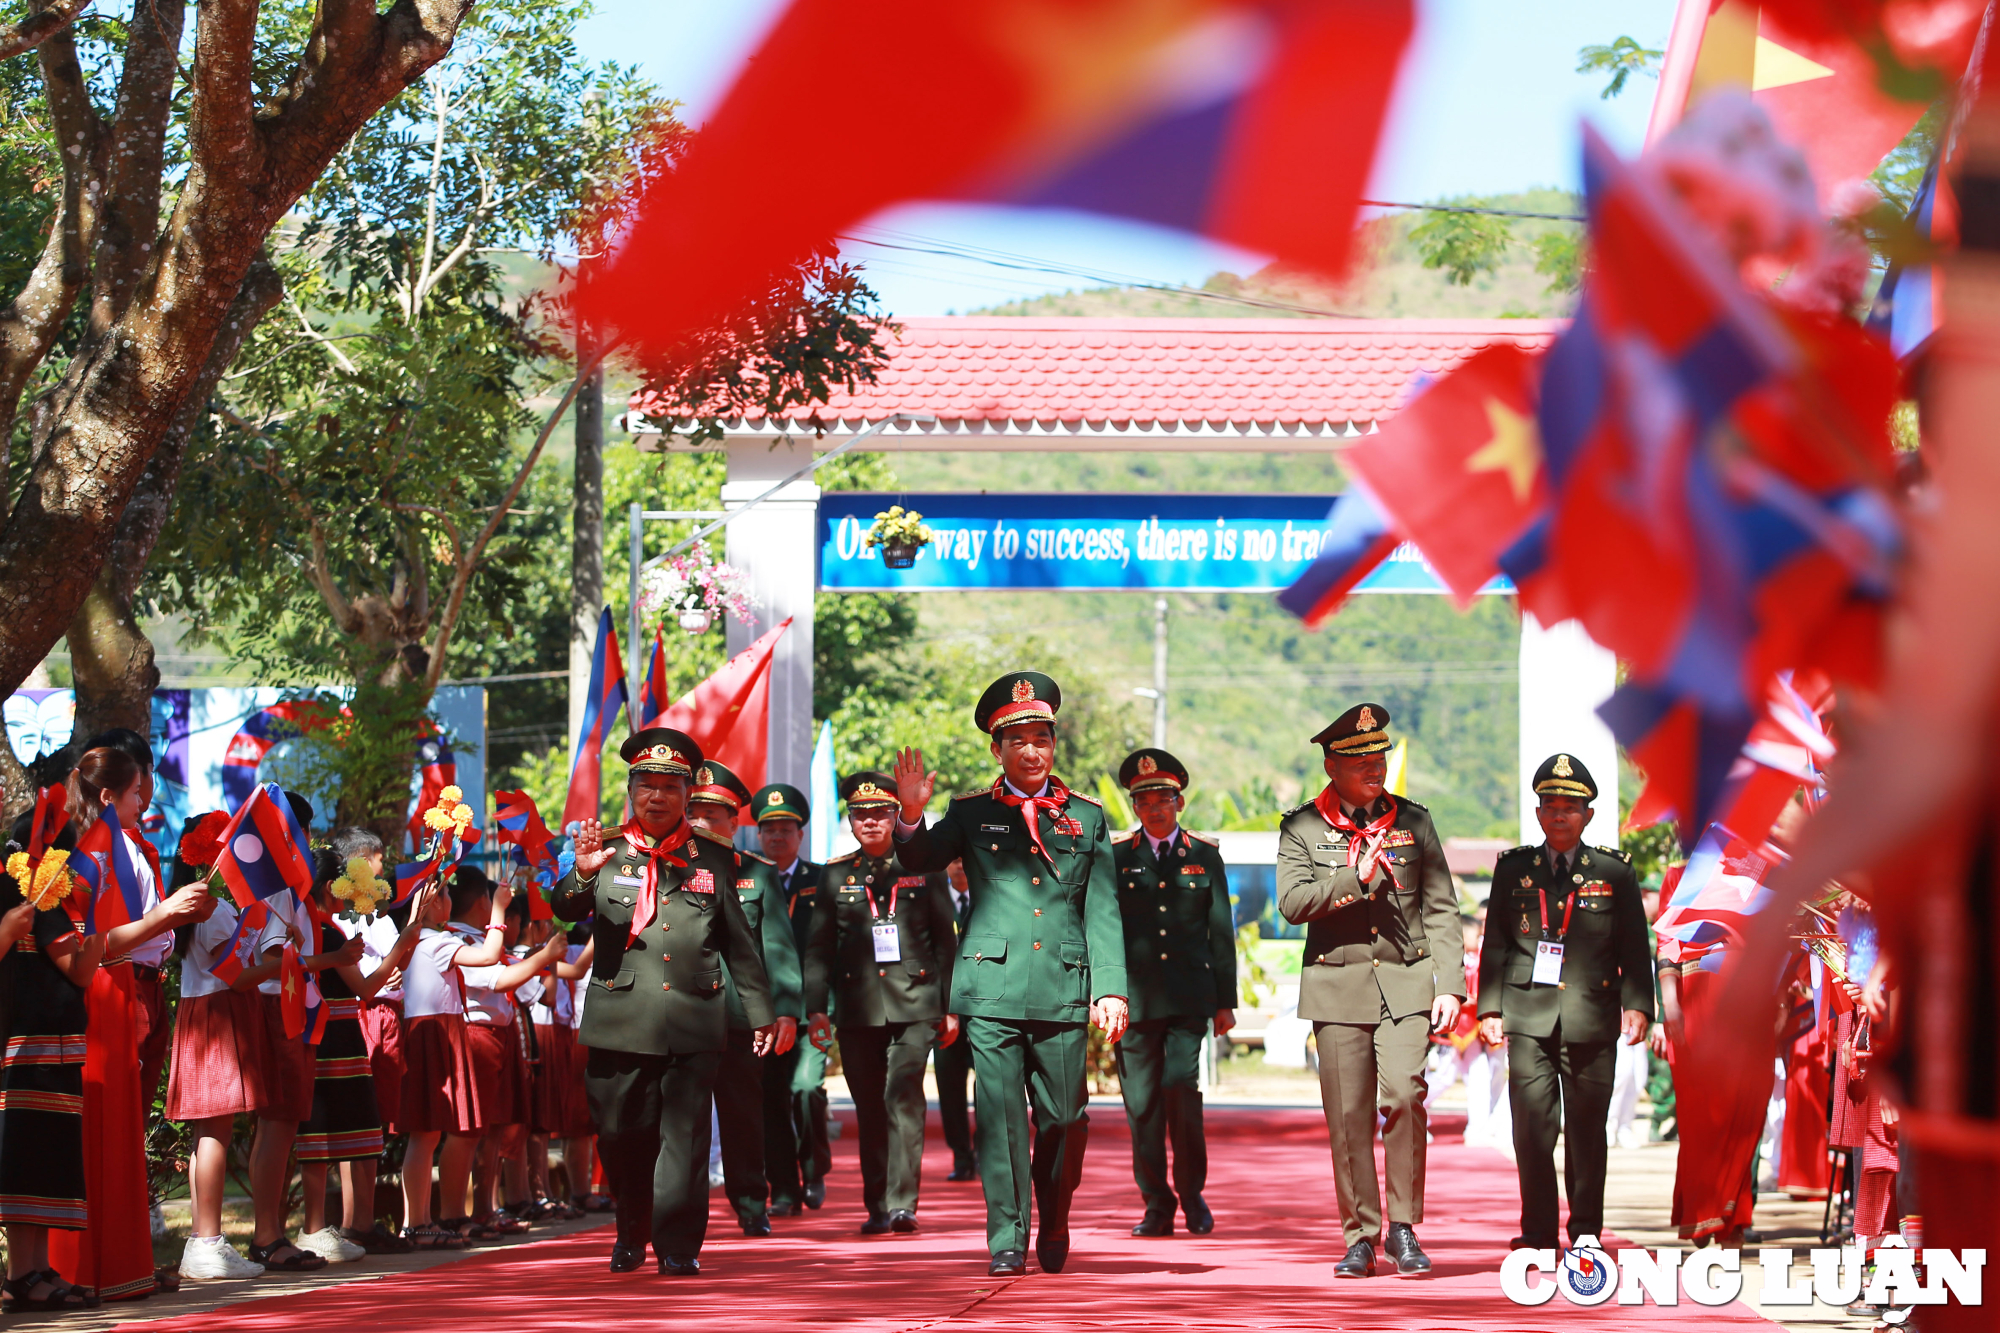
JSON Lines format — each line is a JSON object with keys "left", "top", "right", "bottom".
{"left": 1110, "top": 747, "right": 1236, "bottom": 1238}
{"left": 684, "top": 760, "right": 802, "bottom": 1237}
{"left": 555, "top": 728, "right": 778, "bottom": 1277}
{"left": 1277, "top": 703, "right": 1463, "bottom": 1279}
{"left": 892, "top": 671, "right": 1129, "bottom": 1277}
{"left": 1477, "top": 753, "right": 1653, "bottom": 1250}
{"left": 803, "top": 772, "right": 960, "bottom": 1234}
{"left": 752, "top": 782, "right": 830, "bottom": 1214}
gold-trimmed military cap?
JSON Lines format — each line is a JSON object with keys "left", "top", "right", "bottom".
{"left": 840, "top": 771, "right": 899, "bottom": 810}
{"left": 1310, "top": 702, "right": 1394, "bottom": 756}
{"left": 751, "top": 782, "right": 809, "bottom": 824}
{"left": 975, "top": 670, "right": 1061, "bottom": 735}
{"left": 1118, "top": 747, "right": 1188, "bottom": 794}
{"left": 1532, "top": 752, "right": 1597, "bottom": 803}
{"left": 621, "top": 727, "right": 701, "bottom": 777}
{"left": 689, "top": 758, "right": 752, "bottom": 811}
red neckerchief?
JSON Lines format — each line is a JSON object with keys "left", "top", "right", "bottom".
{"left": 1313, "top": 787, "right": 1400, "bottom": 888}
{"left": 619, "top": 819, "right": 693, "bottom": 943}
{"left": 990, "top": 776, "right": 1072, "bottom": 865}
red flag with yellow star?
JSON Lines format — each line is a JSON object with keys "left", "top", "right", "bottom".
{"left": 1338, "top": 343, "right": 1545, "bottom": 607}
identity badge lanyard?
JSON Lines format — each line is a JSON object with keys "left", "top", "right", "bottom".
{"left": 1532, "top": 885, "right": 1576, "bottom": 986}
{"left": 869, "top": 880, "right": 901, "bottom": 963}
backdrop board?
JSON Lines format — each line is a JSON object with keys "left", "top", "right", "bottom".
{"left": 817, "top": 492, "right": 1514, "bottom": 595}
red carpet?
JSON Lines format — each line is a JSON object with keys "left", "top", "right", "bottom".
{"left": 120, "top": 1107, "right": 1774, "bottom": 1331}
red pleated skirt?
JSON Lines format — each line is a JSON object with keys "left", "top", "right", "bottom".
{"left": 360, "top": 999, "right": 405, "bottom": 1132}
{"left": 533, "top": 1023, "right": 593, "bottom": 1137}
{"left": 401, "top": 1014, "right": 486, "bottom": 1134}
{"left": 165, "top": 989, "right": 271, "bottom": 1122}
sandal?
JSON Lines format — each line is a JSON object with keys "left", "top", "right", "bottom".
{"left": 480, "top": 1210, "right": 532, "bottom": 1234}
{"left": 442, "top": 1215, "right": 499, "bottom": 1241}
{"left": 346, "top": 1223, "right": 414, "bottom": 1255}
{"left": 3, "top": 1269, "right": 100, "bottom": 1313}
{"left": 246, "top": 1239, "right": 329, "bottom": 1272}
{"left": 399, "top": 1223, "right": 467, "bottom": 1251}
{"left": 518, "top": 1198, "right": 560, "bottom": 1221}
{"left": 153, "top": 1264, "right": 183, "bottom": 1293}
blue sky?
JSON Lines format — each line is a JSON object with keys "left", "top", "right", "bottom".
{"left": 575, "top": 0, "right": 1676, "bottom": 316}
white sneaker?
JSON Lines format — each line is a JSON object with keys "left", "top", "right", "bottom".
{"left": 297, "top": 1226, "right": 366, "bottom": 1263}
{"left": 179, "top": 1235, "right": 266, "bottom": 1281}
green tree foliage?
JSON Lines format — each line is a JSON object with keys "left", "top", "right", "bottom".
{"left": 1577, "top": 36, "right": 1663, "bottom": 100}
{"left": 1408, "top": 206, "right": 1514, "bottom": 287}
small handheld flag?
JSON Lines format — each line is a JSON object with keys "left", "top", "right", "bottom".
{"left": 279, "top": 943, "right": 308, "bottom": 1039}
{"left": 493, "top": 791, "right": 557, "bottom": 869}
{"left": 207, "top": 901, "right": 272, "bottom": 988}
{"left": 215, "top": 784, "right": 315, "bottom": 911}
{"left": 1275, "top": 488, "right": 1399, "bottom": 629}
{"left": 71, "top": 805, "right": 145, "bottom": 936}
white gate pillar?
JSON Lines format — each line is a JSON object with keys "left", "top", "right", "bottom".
{"left": 723, "top": 439, "right": 818, "bottom": 790}
{"left": 1517, "top": 614, "right": 1620, "bottom": 849}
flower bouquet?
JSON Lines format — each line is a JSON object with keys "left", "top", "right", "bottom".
{"left": 638, "top": 539, "right": 757, "bottom": 635}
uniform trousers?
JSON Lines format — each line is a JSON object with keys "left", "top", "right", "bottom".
{"left": 967, "top": 1016, "right": 1089, "bottom": 1255}
{"left": 713, "top": 1028, "right": 768, "bottom": 1225}
{"left": 586, "top": 1046, "right": 721, "bottom": 1258}
{"left": 1508, "top": 1025, "right": 1616, "bottom": 1244}
{"left": 839, "top": 1020, "right": 937, "bottom": 1216}
{"left": 933, "top": 1028, "right": 974, "bottom": 1165}
{"left": 1314, "top": 994, "right": 1432, "bottom": 1248}
{"left": 792, "top": 1043, "right": 833, "bottom": 1195}
{"left": 1115, "top": 1016, "right": 1208, "bottom": 1215}
{"left": 762, "top": 1044, "right": 805, "bottom": 1206}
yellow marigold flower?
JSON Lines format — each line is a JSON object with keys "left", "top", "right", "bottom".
{"left": 451, "top": 803, "right": 474, "bottom": 826}
{"left": 344, "top": 857, "right": 375, "bottom": 882}
{"left": 29, "top": 849, "right": 72, "bottom": 910}
{"left": 330, "top": 877, "right": 355, "bottom": 900}
{"left": 437, "top": 785, "right": 463, "bottom": 805}
{"left": 5, "top": 852, "right": 27, "bottom": 885}
{"left": 423, "top": 807, "right": 454, "bottom": 832}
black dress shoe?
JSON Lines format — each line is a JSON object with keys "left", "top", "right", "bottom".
{"left": 1510, "top": 1236, "right": 1556, "bottom": 1251}
{"left": 889, "top": 1209, "right": 918, "bottom": 1233}
{"left": 989, "top": 1250, "right": 1027, "bottom": 1276}
{"left": 609, "top": 1244, "right": 645, "bottom": 1273}
{"left": 769, "top": 1201, "right": 801, "bottom": 1217}
{"left": 1131, "top": 1212, "right": 1173, "bottom": 1238}
{"left": 1183, "top": 1196, "right": 1215, "bottom": 1235}
{"left": 1035, "top": 1225, "right": 1070, "bottom": 1274}
{"left": 1385, "top": 1223, "right": 1431, "bottom": 1275}
{"left": 658, "top": 1254, "right": 700, "bottom": 1277}
{"left": 860, "top": 1213, "right": 893, "bottom": 1235}
{"left": 947, "top": 1157, "right": 979, "bottom": 1182}
{"left": 803, "top": 1180, "right": 826, "bottom": 1209}
{"left": 740, "top": 1216, "right": 773, "bottom": 1237}
{"left": 1334, "top": 1239, "right": 1375, "bottom": 1278}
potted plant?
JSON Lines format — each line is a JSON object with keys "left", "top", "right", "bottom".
{"left": 639, "top": 539, "right": 757, "bottom": 635}
{"left": 864, "top": 505, "right": 933, "bottom": 569}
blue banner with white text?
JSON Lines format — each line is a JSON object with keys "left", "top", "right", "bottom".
{"left": 817, "top": 493, "right": 1512, "bottom": 594}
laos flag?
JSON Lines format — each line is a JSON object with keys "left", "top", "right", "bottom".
{"left": 216, "top": 783, "right": 315, "bottom": 911}
{"left": 562, "top": 606, "right": 627, "bottom": 828}
{"left": 72, "top": 805, "right": 145, "bottom": 936}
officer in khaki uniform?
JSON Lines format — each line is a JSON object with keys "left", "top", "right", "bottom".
{"left": 1277, "top": 703, "right": 1462, "bottom": 1279}
{"left": 804, "top": 772, "right": 959, "bottom": 1234}
{"left": 1110, "top": 747, "right": 1236, "bottom": 1238}
{"left": 554, "top": 728, "right": 778, "bottom": 1277}
{"left": 752, "top": 782, "right": 830, "bottom": 1214}
{"left": 892, "top": 671, "right": 1130, "bottom": 1277}
{"left": 1478, "top": 754, "right": 1653, "bottom": 1249}
{"left": 684, "top": 760, "right": 803, "bottom": 1237}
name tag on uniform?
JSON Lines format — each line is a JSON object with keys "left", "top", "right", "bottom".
{"left": 872, "top": 922, "right": 902, "bottom": 962}
{"left": 612, "top": 874, "right": 645, "bottom": 888}
{"left": 683, "top": 870, "right": 715, "bottom": 894}
{"left": 1532, "top": 940, "right": 1565, "bottom": 986}
{"left": 1382, "top": 829, "right": 1416, "bottom": 848}
{"left": 1315, "top": 842, "right": 1344, "bottom": 853}
{"left": 893, "top": 875, "right": 926, "bottom": 889}
{"left": 981, "top": 824, "right": 1010, "bottom": 833}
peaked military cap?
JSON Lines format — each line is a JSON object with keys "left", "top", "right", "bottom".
{"left": 975, "top": 670, "right": 1061, "bottom": 735}
{"left": 688, "top": 758, "right": 752, "bottom": 810}
{"left": 1310, "top": 702, "right": 1394, "bottom": 756}
{"left": 621, "top": 727, "right": 701, "bottom": 777}
{"left": 1118, "top": 747, "right": 1188, "bottom": 794}
{"left": 840, "top": 771, "right": 899, "bottom": 810}
{"left": 1532, "top": 752, "right": 1597, "bottom": 802}
{"left": 751, "top": 782, "right": 809, "bottom": 824}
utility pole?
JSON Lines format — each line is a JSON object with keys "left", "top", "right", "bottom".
{"left": 1151, "top": 596, "right": 1168, "bottom": 747}
{"left": 569, "top": 333, "right": 604, "bottom": 751}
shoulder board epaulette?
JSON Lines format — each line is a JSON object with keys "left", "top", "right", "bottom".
{"left": 1069, "top": 790, "right": 1102, "bottom": 807}
{"left": 1398, "top": 797, "right": 1429, "bottom": 813}
{"left": 953, "top": 787, "right": 991, "bottom": 802}
{"left": 1282, "top": 799, "right": 1314, "bottom": 818}
{"left": 825, "top": 849, "right": 862, "bottom": 865}
{"left": 738, "top": 848, "right": 774, "bottom": 865}
{"left": 1498, "top": 845, "right": 1536, "bottom": 859}
{"left": 1110, "top": 830, "right": 1137, "bottom": 845}
{"left": 1185, "top": 830, "right": 1220, "bottom": 848}
{"left": 1596, "top": 845, "right": 1632, "bottom": 864}
{"left": 691, "top": 826, "right": 736, "bottom": 847}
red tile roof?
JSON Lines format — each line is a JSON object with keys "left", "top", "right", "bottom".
{"left": 642, "top": 316, "right": 1562, "bottom": 429}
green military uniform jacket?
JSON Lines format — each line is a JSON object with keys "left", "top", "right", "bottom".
{"left": 1112, "top": 827, "right": 1238, "bottom": 1022}
{"left": 722, "top": 851, "right": 804, "bottom": 1031}
{"left": 897, "top": 778, "right": 1128, "bottom": 1022}
{"left": 1476, "top": 842, "right": 1655, "bottom": 1043}
{"left": 1275, "top": 794, "right": 1464, "bottom": 1023}
{"left": 551, "top": 824, "right": 776, "bottom": 1057}
{"left": 801, "top": 849, "right": 956, "bottom": 1026}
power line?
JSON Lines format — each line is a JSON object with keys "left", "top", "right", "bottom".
{"left": 1360, "top": 198, "right": 1585, "bottom": 222}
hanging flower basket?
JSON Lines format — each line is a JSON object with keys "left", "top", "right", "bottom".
{"left": 865, "top": 505, "right": 933, "bottom": 569}
{"left": 639, "top": 539, "right": 757, "bottom": 636}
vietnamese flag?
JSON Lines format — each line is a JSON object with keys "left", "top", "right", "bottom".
{"left": 279, "top": 942, "right": 308, "bottom": 1040}
{"left": 1340, "top": 343, "right": 1546, "bottom": 607}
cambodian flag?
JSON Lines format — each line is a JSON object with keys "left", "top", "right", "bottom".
{"left": 1275, "top": 486, "right": 1399, "bottom": 629}
{"left": 636, "top": 630, "right": 671, "bottom": 730}
{"left": 406, "top": 727, "right": 457, "bottom": 854}
{"left": 215, "top": 783, "right": 315, "bottom": 912}
{"left": 493, "top": 790, "right": 557, "bottom": 869}
{"left": 72, "top": 805, "right": 146, "bottom": 936}
{"left": 387, "top": 860, "right": 434, "bottom": 910}
{"left": 207, "top": 901, "right": 271, "bottom": 988}
{"left": 562, "top": 606, "right": 628, "bottom": 828}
